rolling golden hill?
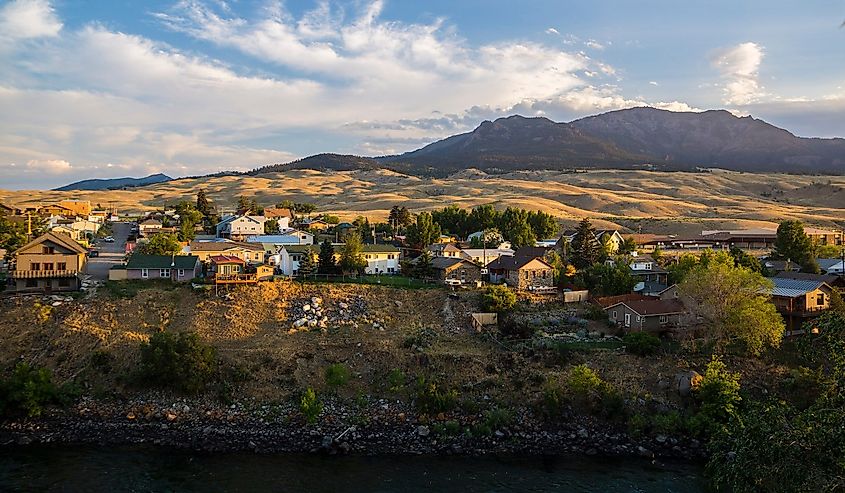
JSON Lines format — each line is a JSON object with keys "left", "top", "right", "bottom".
{"left": 2, "top": 169, "right": 843, "bottom": 235}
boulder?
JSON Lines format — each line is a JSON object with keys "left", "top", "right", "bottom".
{"left": 674, "top": 370, "right": 703, "bottom": 398}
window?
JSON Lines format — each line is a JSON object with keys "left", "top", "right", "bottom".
{"left": 388, "top": 254, "right": 395, "bottom": 260}
{"left": 611, "top": 310, "right": 617, "bottom": 321}
{"left": 624, "top": 313, "right": 631, "bottom": 327}
{"left": 57, "top": 262, "right": 66, "bottom": 271}
{"left": 43, "top": 263, "right": 54, "bottom": 271}
{"left": 637, "top": 316, "right": 643, "bottom": 322}
{"left": 141, "top": 268, "right": 149, "bottom": 279}
{"left": 178, "top": 269, "right": 185, "bottom": 278}
{"left": 26, "top": 279, "right": 38, "bottom": 288}
{"left": 817, "top": 293, "right": 825, "bottom": 306}
{"left": 387, "top": 267, "right": 395, "bottom": 273}
{"left": 659, "top": 315, "right": 668, "bottom": 324}
{"left": 160, "top": 269, "right": 171, "bottom": 278}
{"left": 31, "top": 262, "right": 40, "bottom": 271}
{"left": 42, "top": 246, "right": 55, "bottom": 254}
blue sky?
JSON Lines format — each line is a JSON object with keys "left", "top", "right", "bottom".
{"left": 1, "top": 0, "right": 844, "bottom": 189}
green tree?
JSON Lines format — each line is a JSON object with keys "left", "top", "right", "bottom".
{"left": 339, "top": 232, "right": 367, "bottom": 274}
{"left": 483, "top": 284, "right": 517, "bottom": 313}
{"left": 264, "top": 219, "right": 280, "bottom": 234}
{"left": 468, "top": 204, "right": 501, "bottom": 231}
{"left": 294, "top": 203, "right": 317, "bottom": 216}
{"left": 196, "top": 189, "right": 211, "bottom": 217}
{"left": 138, "top": 332, "right": 217, "bottom": 394}
{"left": 236, "top": 196, "right": 259, "bottom": 215}
{"left": 772, "top": 220, "right": 819, "bottom": 273}
{"left": 680, "top": 262, "right": 784, "bottom": 355}
{"left": 297, "top": 249, "right": 316, "bottom": 277}
{"left": 276, "top": 199, "right": 295, "bottom": 210}
{"left": 570, "top": 218, "right": 600, "bottom": 268}
{"left": 527, "top": 210, "right": 559, "bottom": 240}
{"left": 729, "top": 246, "right": 764, "bottom": 273}
{"left": 431, "top": 205, "right": 470, "bottom": 238}
{"left": 576, "top": 262, "right": 637, "bottom": 296}
{"left": 667, "top": 253, "right": 701, "bottom": 284}
{"left": 138, "top": 233, "right": 180, "bottom": 256}
{"left": 500, "top": 207, "right": 536, "bottom": 248}
{"left": 388, "top": 205, "right": 413, "bottom": 233}
{"left": 413, "top": 250, "right": 435, "bottom": 278}
{"left": 405, "top": 212, "right": 441, "bottom": 249}
{"left": 695, "top": 356, "right": 742, "bottom": 432}
{"left": 619, "top": 236, "right": 637, "bottom": 254}
{"left": 0, "top": 363, "right": 60, "bottom": 417}
{"left": 0, "top": 212, "right": 32, "bottom": 260}
{"left": 300, "top": 388, "right": 323, "bottom": 425}
{"left": 317, "top": 239, "right": 336, "bottom": 275}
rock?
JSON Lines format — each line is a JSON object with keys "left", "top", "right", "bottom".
{"left": 417, "top": 425, "right": 430, "bottom": 437}
{"left": 339, "top": 302, "right": 349, "bottom": 309}
{"left": 303, "top": 304, "right": 311, "bottom": 312}
{"left": 655, "top": 434, "right": 667, "bottom": 444}
{"left": 577, "top": 428, "right": 589, "bottom": 439}
{"left": 321, "top": 435, "right": 334, "bottom": 449}
{"left": 51, "top": 301, "right": 62, "bottom": 307}
{"left": 637, "top": 446, "right": 653, "bottom": 458}
{"left": 674, "top": 370, "right": 703, "bottom": 398}
{"left": 294, "top": 318, "right": 308, "bottom": 328}
{"left": 394, "top": 300, "right": 403, "bottom": 307}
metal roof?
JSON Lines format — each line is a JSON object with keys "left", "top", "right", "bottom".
{"left": 767, "top": 277, "right": 826, "bottom": 298}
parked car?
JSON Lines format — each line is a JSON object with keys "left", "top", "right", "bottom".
{"left": 88, "top": 249, "right": 100, "bottom": 257}
{"left": 444, "top": 279, "right": 462, "bottom": 286}
{"left": 103, "top": 236, "right": 115, "bottom": 243}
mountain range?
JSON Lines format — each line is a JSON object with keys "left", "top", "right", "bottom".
{"left": 251, "top": 108, "right": 845, "bottom": 177}
{"left": 54, "top": 173, "right": 172, "bottom": 191}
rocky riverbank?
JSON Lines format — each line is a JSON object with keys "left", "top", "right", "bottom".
{"left": 0, "top": 396, "right": 704, "bottom": 460}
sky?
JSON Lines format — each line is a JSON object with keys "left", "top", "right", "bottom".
{"left": 0, "top": 0, "right": 844, "bottom": 189}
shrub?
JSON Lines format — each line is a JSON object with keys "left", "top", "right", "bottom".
{"left": 498, "top": 314, "right": 536, "bottom": 340}
{"left": 300, "top": 388, "right": 322, "bottom": 425}
{"left": 324, "top": 363, "right": 350, "bottom": 389}
{"left": 33, "top": 302, "right": 53, "bottom": 323}
{"left": 483, "top": 406, "right": 514, "bottom": 430}
{"left": 628, "top": 413, "right": 648, "bottom": 437}
{"left": 483, "top": 284, "right": 517, "bottom": 313}
{"left": 386, "top": 368, "right": 406, "bottom": 392}
{"left": 413, "top": 376, "right": 458, "bottom": 415}
{"left": 623, "top": 332, "right": 661, "bottom": 356}
{"left": 90, "top": 350, "right": 113, "bottom": 372}
{"left": 566, "top": 364, "right": 604, "bottom": 396}
{"left": 694, "top": 356, "right": 741, "bottom": 434}
{"left": 0, "top": 363, "right": 60, "bottom": 417}
{"left": 541, "top": 377, "right": 564, "bottom": 416}
{"left": 651, "top": 410, "right": 684, "bottom": 435}
{"left": 401, "top": 327, "right": 437, "bottom": 350}
{"left": 582, "top": 303, "right": 608, "bottom": 321}
{"left": 138, "top": 331, "right": 217, "bottom": 394}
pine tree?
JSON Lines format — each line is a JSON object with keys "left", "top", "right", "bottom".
{"left": 414, "top": 250, "right": 434, "bottom": 278}
{"left": 571, "top": 218, "right": 600, "bottom": 268}
{"left": 297, "top": 249, "right": 316, "bottom": 277}
{"left": 196, "top": 189, "right": 211, "bottom": 217}
{"left": 318, "top": 239, "right": 336, "bottom": 274}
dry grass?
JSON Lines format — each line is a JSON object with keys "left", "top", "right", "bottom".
{"left": 1, "top": 169, "right": 843, "bottom": 234}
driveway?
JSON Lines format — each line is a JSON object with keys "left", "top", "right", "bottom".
{"left": 86, "top": 222, "right": 132, "bottom": 281}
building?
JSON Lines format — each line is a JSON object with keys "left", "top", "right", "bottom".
{"left": 188, "top": 240, "right": 265, "bottom": 264}
{"left": 123, "top": 254, "right": 201, "bottom": 281}
{"left": 605, "top": 299, "right": 688, "bottom": 333}
{"left": 209, "top": 255, "right": 274, "bottom": 284}
{"left": 774, "top": 271, "right": 845, "bottom": 291}
{"left": 138, "top": 218, "right": 163, "bottom": 237}
{"left": 430, "top": 257, "right": 483, "bottom": 284}
{"left": 428, "top": 243, "right": 463, "bottom": 258}
{"left": 275, "top": 245, "right": 322, "bottom": 276}
{"left": 58, "top": 200, "right": 92, "bottom": 217}
{"left": 263, "top": 207, "right": 293, "bottom": 223}
{"left": 768, "top": 277, "right": 834, "bottom": 332}
{"left": 362, "top": 244, "right": 401, "bottom": 274}
{"left": 216, "top": 215, "right": 267, "bottom": 240}
{"left": 487, "top": 255, "right": 555, "bottom": 290}
{"left": 300, "top": 218, "right": 329, "bottom": 231}
{"left": 11, "top": 232, "right": 88, "bottom": 292}
{"left": 628, "top": 254, "right": 669, "bottom": 295}
{"left": 459, "top": 247, "right": 514, "bottom": 266}
{"left": 245, "top": 231, "right": 314, "bottom": 246}
{"left": 559, "top": 229, "right": 625, "bottom": 254}
{"left": 817, "top": 258, "right": 845, "bottom": 276}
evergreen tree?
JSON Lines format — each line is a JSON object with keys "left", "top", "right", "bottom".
{"left": 468, "top": 204, "right": 500, "bottom": 231}
{"left": 414, "top": 250, "right": 434, "bottom": 278}
{"left": 297, "top": 249, "right": 316, "bottom": 277}
{"left": 339, "top": 232, "right": 367, "bottom": 274}
{"left": 772, "top": 220, "right": 820, "bottom": 273}
{"left": 318, "top": 239, "right": 336, "bottom": 274}
{"left": 406, "top": 212, "right": 441, "bottom": 249}
{"left": 265, "top": 219, "right": 280, "bottom": 234}
{"left": 196, "top": 189, "right": 211, "bottom": 217}
{"left": 570, "top": 218, "right": 600, "bottom": 268}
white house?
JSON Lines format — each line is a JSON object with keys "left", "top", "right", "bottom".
{"left": 276, "top": 245, "right": 322, "bottom": 276}
{"left": 216, "top": 215, "right": 266, "bottom": 240}
{"left": 362, "top": 244, "right": 401, "bottom": 274}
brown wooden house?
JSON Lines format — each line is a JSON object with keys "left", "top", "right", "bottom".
{"left": 11, "top": 232, "right": 88, "bottom": 292}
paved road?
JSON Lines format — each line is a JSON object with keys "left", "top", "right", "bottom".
{"left": 86, "top": 222, "right": 132, "bottom": 281}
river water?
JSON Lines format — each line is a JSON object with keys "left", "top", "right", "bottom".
{"left": 0, "top": 445, "right": 704, "bottom": 492}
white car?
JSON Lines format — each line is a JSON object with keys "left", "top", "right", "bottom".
{"left": 103, "top": 236, "right": 115, "bottom": 243}
{"left": 444, "top": 279, "right": 463, "bottom": 286}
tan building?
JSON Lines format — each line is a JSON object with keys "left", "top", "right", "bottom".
{"left": 12, "top": 232, "right": 88, "bottom": 292}
{"left": 188, "top": 240, "right": 265, "bottom": 263}
{"left": 487, "top": 256, "right": 555, "bottom": 290}
{"left": 768, "top": 277, "right": 833, "bottom": 332}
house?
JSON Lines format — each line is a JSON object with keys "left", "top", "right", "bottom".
{"left": 51, "top": 225, "right": 84, "bottom": 242}
{"left": 37, "top": 204, "right": 77, "bottom": 218}
{"left": 487, "top": 256, "right": 555, "bottom": 290}
{"left": 209, "top": 255, "right": 274, "bottom": 284}
{"left": 300, "top": 218, "right": 330, "bottom": 231}
{"left": 804, "top": 228, "right": 843, "bottom": 246}
{"left": 817, "top": 258, "right": 845, "bottom": 276}
{"left": 653, "top": 284, "right": 682, "bottom": 300}
{"left": 775, "top": 271, "right": 845, "bottom": 291}
{"left": 629, "top": 254, "right": 669, "bottom": 294}
{"left": 362, "top": 244, "right": 401, "bottom": 274}
{"left": 459, "top": 247, "right": 514, "bottom": 266}
{"left": 430, "top": 257, "right": 483, "bottom": 284}
{"left": 763, "top": 259, "right": 801, "bottom": 274}
{"left": 245, "top": 231, "right": 314, "bottom": 246}
{"left": 605, "top": 299, "right": 688, "bottom": 333}
{"left": 276, "top": 244, "right": 330, "bottom": 276}
{"left": 592, "top": 293, "right": 653, "bottom": 309}
{"left": 768, "top": 277, "right": 834, "bottom": 332}
{"left": 428, "top": 243, "right": 464, "bottom": 258}
{"left": 138, "top": 218, "right": 163, "bottom": 237}
{"left": 124, "top": 254, "right": 201, "bottom": 281}
{"left": 188, "top": 240, "right": 265, "bottom": 264}
{"left": 558, "top": 229, "right": 624, "bottom": 253}
{"left": 0, "top": 203, "right": 19, "bottom": 215}
{"left": 216, "top": 215, "right": 267, "bottom": 240}
{"left": 263, "top": 207, "right": 293, "bottom": 223}
{"left": 58, "top": 200, "right": 92, "bottom": 217}
{"left": 512, "top": 246, "right": 552, "bottom": 259}
{"left": 11, "top": 232, "right": 89, "bottom": 292}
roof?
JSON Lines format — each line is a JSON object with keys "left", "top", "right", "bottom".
{"left": 139, "top": 218, "right": 161, "bottom": 225}
{"left": 609, "top": 299, "right": 687, "bottom": 316}
{"left": 282, "top": 245, "right": 321, "bottom": 254}
{"left": 245, "top": 232, "right": 313, "bottom": 243}
{"left": 774, "top": 271, "right": 841, "bottom": 284}
{"left": 209, "top": 255, "right": 245, "bottom": 264}
{"left": 189, "top": 240, "right": 264, "bottom": 252}
{"left": 17, "top": 231, "right": 87, "bottom": 255}
{"left": 125, "top": 254, "right": 199, "bottom": 270}
{"left": 362, "top": 244, "right": 400, "bottom": 253}
{"left": 487, "top": 255, "right": 553, "bottom": 271}
{"left": 263, "top": 207, "right": 293, "bottom": 219}
{"left": 593, "top": 293, "right": 652, "bottom": 308}
{"left": 512, "top": 246, "right": 550, "bottom": 258}
{"left": 817, "top": 258, "right": 845, "bottom": 271}
{"left": 430, "top": 256, "right": 477, "bottom": 270}
{"left": 767, "top": 277, "right": 831, "bottom": 298}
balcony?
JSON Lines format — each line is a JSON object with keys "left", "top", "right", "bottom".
{"left": 212, "top": 273, "right": 258, "bottom": 285}
{"left": 13, "top": 269, "right": 79, "bottom": 279}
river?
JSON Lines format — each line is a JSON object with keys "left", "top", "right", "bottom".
{"left": 0, "top": 445, "right": 704, "bottom": 492}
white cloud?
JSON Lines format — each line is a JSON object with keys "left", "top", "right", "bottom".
{"left": 649, "top": 81, "right": 659, "bottom": 86}
{"left": 545, "top": 27, "right": 559, "bottom": 35}
{"left": 711, "top": 42, "right": 765, "bottom": 105}
{"left": 0, "top": 0, "right": 62, "bottom": 42}
{"left": 585, "top": 39, "right": 604, "bottom": 50}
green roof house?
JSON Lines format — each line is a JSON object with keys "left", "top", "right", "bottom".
{"left": 124, "top": 254, "right": 201, "bottom": 282}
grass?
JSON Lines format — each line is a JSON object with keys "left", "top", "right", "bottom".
{"left": 552, "top": 340, "right": 625, "bottom": 351}
{"left": 300, "top": 275, "right": 441, "bottom": 290}
{"left": 102, "top": 279, "right": 182, "bottom": 299}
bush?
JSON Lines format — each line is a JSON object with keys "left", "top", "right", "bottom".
{"left": 413, "top": 376, "right": 458, "bottom": 415}
{"left": 566, "top": 364, "right": 604, "bottom": 396}
{"left": 498, "top": 314, "right": 536, "bottom": 340}
{"left": 483, "top": 284, "right": 517, "bottom": 313}
{"left": 623, "top": 332, "right": 661, "bottom": 356}
{"left": 324, "top": 363, "right": 350, "bottom": 389}
{"left": 386, "top": 368, "right": 406, "bottom": 392}
{"left": 582, "top": 303, "right": 608, "bottom": 321}
{"left": 694, "top": 356, "right": 741, "bottom": 434}
{"left": 0, "top": 363, "right": 60, "bottom": 417}
{"left": 138, "top": 332, "right": 217, "bottom": 394}
{"left": 628, "top": 413, "right": 648, "bottom": 437}
{"left": 483, "top": 406, "right": 514, "bottom": 430}
{"left": 541, "top": 377, "right": 564, "bottom": 416}
{"left": 651, "top": 410, "right": 684, "bottom": 435}
{"left": 90, "top": 350, "right": 113, "bottom": 372}
{"left": 300, "top": 387, "right": 322, "bottom": 425}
